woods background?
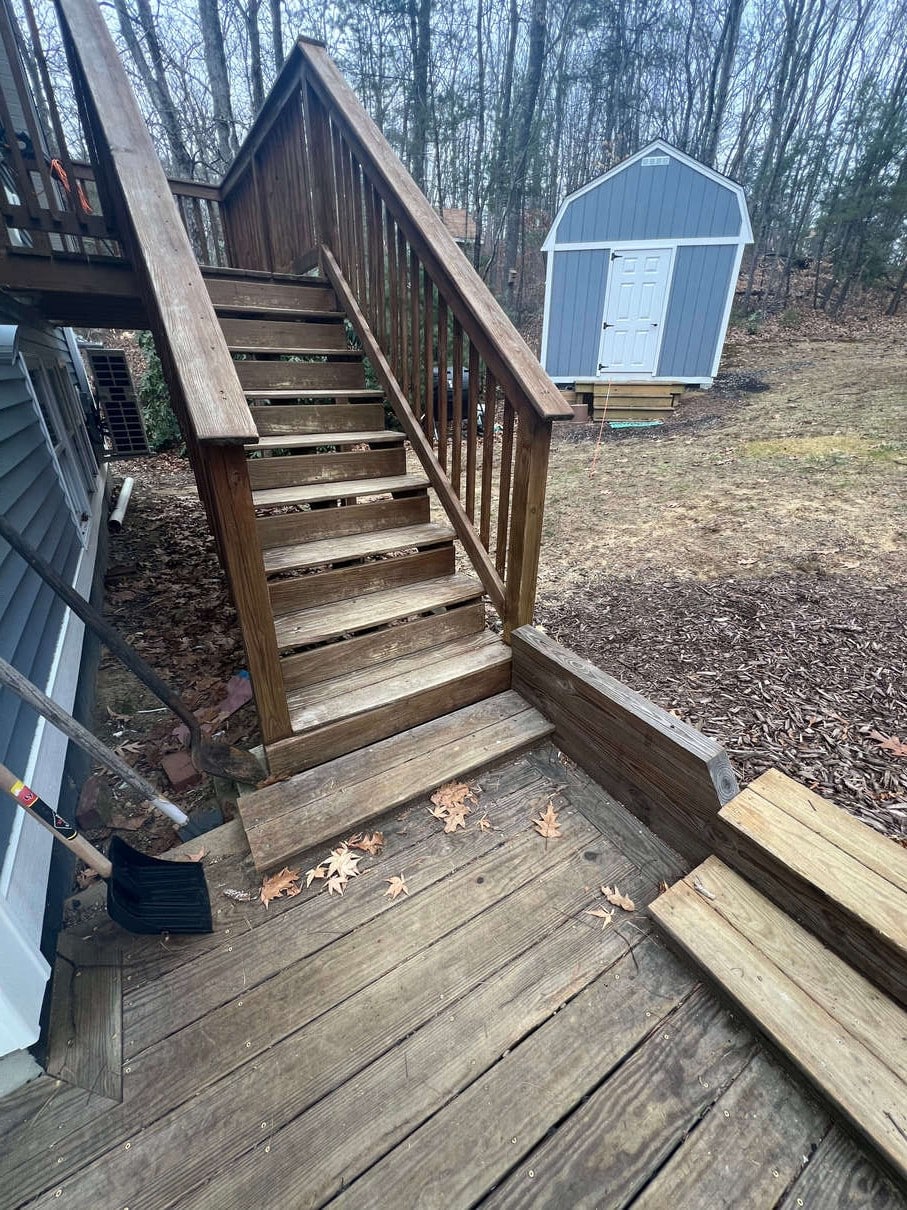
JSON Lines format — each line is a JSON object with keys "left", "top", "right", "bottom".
{"left": 19, "top": 0, "right": 907, "bottom": 335}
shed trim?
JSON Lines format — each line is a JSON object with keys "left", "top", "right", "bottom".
{"left": 542, "top": 139, "right": 753, "bottom": 252}
{"left": 549, "top": 235, "right": 744, "bottom": 252}
{"left": 710, "top": 241, "right": 746, "bottom": 381}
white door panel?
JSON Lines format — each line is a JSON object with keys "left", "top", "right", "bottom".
{"left": 599, "top": 247, "right": 673, "bottom": 375}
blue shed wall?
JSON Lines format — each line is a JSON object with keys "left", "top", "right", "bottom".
{"left": 656, "top": 244, "right": 737, "bottom": 378}
{"left": 544, "top": 249, "right": 609, "bottom": 378}
{"left": 0, "top": 340, "right": 82, "bottom": 855}
{"left": 556, "top": 155, "right": 741, "bottom": 244}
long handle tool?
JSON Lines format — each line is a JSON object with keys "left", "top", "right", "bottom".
{"left": 0, "top": 513, "right": 263, "bottom": 784}
{"left": 0, "top": 762, "right": 212, "bottom": 934}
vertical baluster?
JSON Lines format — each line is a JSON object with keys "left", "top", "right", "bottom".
{"left": 191, "top": 196, "right": 211, "bottom": 265}
{"left": 364, "top": 181, "right": 379, "bottom": 331}
{"left": 398, "top": 226, "right": 410, "bottom": 396}
{"left": 436, "top": 297, "right": 448, "bottom": 470}
{"left": 410, "top": 249, "right": 421, "bottom": 423}
{"left": 304, "top": 83, "right": 338, "bottom": 251}
{"left": 466, "top": 340, "right": 479, "bottom": 522}
{"left": 451, "top": 318, "right": 464, "bottom": 496}
{"left": 351, "top": 155, "right": 366, "bottom": 304}
{"left": 330, "top": 122, "right": 348, "bottom": 275}
{"left": 495, "top": 397, "right": 515, "bottom": 575}
{"left": 422, "top": 266, "right": 434, "bottom": 444}
{"left": 385, "top": 208, "right": 400, "bottom": 381}
{"left": 340, "top": 139, "right": 356, "bottom": 283}
{"left": 372, "top": 186, "right": 387, "bottom": 347}
{"left": 480, "top": 369, "right": 497, "bottom": 549}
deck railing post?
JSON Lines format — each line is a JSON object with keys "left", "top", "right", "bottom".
{"left": 504, "top": 410, "right": 553, "bottom": 637}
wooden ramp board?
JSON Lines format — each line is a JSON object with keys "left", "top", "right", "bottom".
{"left": 718, "top": 769, "right": 907, "bottom": 1008}
{"left": 650, "top": 856, "right": 907, "bottom": 1182}
{"left": 240, "top": 691, "right": 552, "bottom": 870}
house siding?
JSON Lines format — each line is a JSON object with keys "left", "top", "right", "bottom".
{"left": 545, "top": 249, "right": 610, "bottom": 378}
{"left": 556, "top": 155, "right": 742, "bottom": 244}
{"left": 656, "top": 244, "right": 737, "bottom": 378}
{"left": 0, "top": 340, "right": 82, "bottom": 857}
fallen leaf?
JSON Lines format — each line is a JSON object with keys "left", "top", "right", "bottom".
{"left": 223, "top": 888, "right": 254, "bottom": 902}
{"left": 871, "top": 730, "right": 907, "bottom": 758}
{"left": 477, "top": 814, "right": 492, "bottom": 832}
{"left": 385, "top": 874, "right": 409, "bottom": 900}
{"left": 305, "top": 864, "right": 328, "bottom": 888}
{"left": 75, "top": 867, "right": 99, "bottom": 889}
{"left": 602, "top": 885, "right": 635, "bottom": 911}
{"left": 658, "top": 881, "right": 669, "bottom": 895}
{"left": 349, "top": 831, "right": 384, "bottom": 855}
{"left": 184, "top": 847, "right": 208, "bottom": 863}
{"left": 324, "top": 844, "right": 362, "bottom": 883}
{"left": 326, "top": 874, "right": 346, "bottom": 896}
{"left": 431, "top": 780, "right": 478, "bottom": 812}
{"left": 586, "top": 907, "right": 613, "bottom": 929}
{"left": 443, "top": 802, "right": 471, "bottom": 833}
{"left": 260, "top": 866, "right": 302, "bottom": 907}
{"left": 533, "top": 801, "right": 561, "bottom": 839}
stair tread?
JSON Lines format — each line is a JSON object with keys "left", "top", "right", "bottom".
{"left": 249, "top": 431, "right": 404, "bottom": 451}
{"left": 287, "top": 632, "right": 507, "bottom": 730}
{"left": 719, "top": 771, "right": 907, "bottom": 1007}
{"left": 254, "top": 473, "right": 428, "bottom": 509}
{"left": 264, "top": 522, "right": 455, "bottom": 573}
{"left": 229, "top": 345, "right": 362, "bottom": 356}
{"left": 273, "top": 573, "right": 483, "bottom": 649}
{"left": 244, "top": 388, "right": 383, "bottom": 399}
{"left": 239, "top": 690, "right": 553, "bottom": 869}
{"left": 650, "top": 856, "right": 907, "bottom": 1179}
{"left": 214, "top": 305, "right": 343, "bottom": 320}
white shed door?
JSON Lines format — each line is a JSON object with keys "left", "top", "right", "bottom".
{"left": 598, "top": 248, "right": 673, "bottom": 375}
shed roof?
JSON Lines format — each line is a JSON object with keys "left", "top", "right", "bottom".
{"left": 542, "top": 140, "right": 752, "bottom": 251}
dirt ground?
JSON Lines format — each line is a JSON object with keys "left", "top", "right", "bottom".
{"left": 536, "top": 311, "right": 907, "bottom": 838}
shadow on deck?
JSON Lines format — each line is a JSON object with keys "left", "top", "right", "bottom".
{"left": 2, "top": 735, "right": 904, "bottom": 1208}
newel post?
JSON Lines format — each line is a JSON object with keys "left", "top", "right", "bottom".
{"left": 504, "top": 410, "right": 553, "bottom": 638}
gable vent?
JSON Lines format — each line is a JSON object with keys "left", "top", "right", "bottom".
{"left": 642, "top": 155, "right": 669, "bottom": 167}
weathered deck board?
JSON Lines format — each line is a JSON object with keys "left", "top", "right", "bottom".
{"left": 2, "top": 745, "right": 896, "bottom": 1208}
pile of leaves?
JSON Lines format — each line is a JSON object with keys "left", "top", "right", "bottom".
{"left": 538, "top": 571, "right": 907, "bottom": 840}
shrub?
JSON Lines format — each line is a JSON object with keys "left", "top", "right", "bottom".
{"left": 137, "top": 332, "right": 183, "bottom": 451}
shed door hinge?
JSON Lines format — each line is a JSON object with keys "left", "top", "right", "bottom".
{"left": 611, "top": 251, "right": 621, "bottom": 261}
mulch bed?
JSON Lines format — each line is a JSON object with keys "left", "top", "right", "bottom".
{"left": 537, "top": 572, "right": 907, "bottom": 841}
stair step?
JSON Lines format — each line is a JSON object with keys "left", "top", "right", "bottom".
{"left": 205, "top": 276, "right": 339, "bottom": 313}
{"left": 235, "top": 359, "right": 366, "bottom": 393}
{"left": 288, "top": 631, "right": 507, "bottom": 730}
{"left": 248, "top": 447, "right": 406, "bottom": 491}
{"left": 264, "top": 522, "right": 455, "bottom": 574}
{"left": 650, "top": 856, "right": 907, "bottom": 1180}
{"left": 281, "top": 601, "right": 484, "bottom": 692}
{"left": 244, "top": 388, "right": 383, "bottom": 400}
{"left": 269, "top": 545, "right": 456, "bottom": 613}
{"left": 258, "top": 494, "right": 431, "bottom": 549}
{"left": 251, "top": 404, "right": 386, "bottom": 436}
{"left": 248, "top": 431, "right": 404, "bottom": 452}
{"left": 273, "top": 573, "right": 483, "bottom": 649}
{"left": 253, "top": 473, "right": 428, "bottom": 510}
{"left": 718, "top": 770, "right": 907, "bottom": 1008}
{"left": 220, "top": 316, "right": 352, "bottom": 352}
{"left": 241, "top": 689, "right": 551, "bottom": 869}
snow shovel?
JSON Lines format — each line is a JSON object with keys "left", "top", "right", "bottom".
{"left": 0, "top": 654, "right": 188, "bottom": 828}
{"left": 0, "top": 514, "right": 263, "bottom": 785}
{"left": 0, "top": 762, "right": 212, "bottom": 934}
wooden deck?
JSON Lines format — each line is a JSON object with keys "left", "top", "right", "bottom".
{"left": 2, "top": 741, "right": 903, "bottom": 1209}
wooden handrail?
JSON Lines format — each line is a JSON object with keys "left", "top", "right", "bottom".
{"left": 294, "top": 39, "right": 572, "bottom": 425}
{"left": 56, "top": 0, "right": 255, "bottom": 446}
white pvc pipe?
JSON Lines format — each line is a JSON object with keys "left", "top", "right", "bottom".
{"left": 108, "top": 477, "right": 135, "bottom": 533}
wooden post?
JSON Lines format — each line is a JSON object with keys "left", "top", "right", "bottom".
{"left": 304, "top": 83, "right": 337, "bottom": 252}
{"left": 202, "top": 445, "right": 292, "bottom": 743}
{"left": 504, "top": 410, "right": 552, "bottom": 637}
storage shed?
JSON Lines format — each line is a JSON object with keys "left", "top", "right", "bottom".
{"left": 541, "top": 140, "right": 752, "bottom": 388}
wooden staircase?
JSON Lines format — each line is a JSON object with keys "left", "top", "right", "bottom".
{"left": 203, "top": 268, "right": 546, "bottom": 865}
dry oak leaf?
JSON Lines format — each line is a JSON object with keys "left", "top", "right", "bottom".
{"left": 533, "top": 801, "right": 561, "bottom": 839}
{"left": 586, "top": 907, "right": 613, "bottom": 930}
{"left": 602, "top": 885, "right": 635, "bottom": 912}
{"left": 442, "top": 803, "right": 472, "bottom": 833}
{"left": 871, "top": 730, "right": 907, "bottom": 758}
{"left": 431, "top": 780, "right": 478, "bottom": 812}
{"left": 477, "top": 814, "right": 492, "bottom": 832}
{"left": 385, "top": 874, "right": 409, "bottom": 900}
{"left": 349, "top": 831, "right": 385, "bottom": 856}
{"left": 260, "top": 866, "right": 302, "bottom": 907}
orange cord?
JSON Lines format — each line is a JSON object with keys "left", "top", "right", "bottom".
{"left": 49, "top": 158, "right": 92, "bottom": 214}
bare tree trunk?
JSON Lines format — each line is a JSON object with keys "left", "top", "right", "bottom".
{"left": 199, "top": 0, "right": 239, "bottom": 168}
{"left": 407, "top": 0, "right": 431, "bottom": 190}
{"left": 242, "top": 0, "right": 265, "bottom": 113}
{"left": 472, "top": 0, "right": 485, "bottom": 269}
{"left": 113, "top": 0, "right": 194, "bottom": 176}
{"left": 270, "top": 0, "right": 284, "bottom": 71}
{"left": 700, "top": 0, "right": 744, "bottom": 165}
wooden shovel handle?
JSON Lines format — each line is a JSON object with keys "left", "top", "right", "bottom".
{"left": 0, "top": 762, "right": 112, "bottom": 879}
{"left": 0, "top": 512, "right": 200, "bottom": 739}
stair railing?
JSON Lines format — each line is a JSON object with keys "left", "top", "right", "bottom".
{"left": 219, "top": 38, "right": 573, "bottom": 634}
{"left": 56, "top": 0, "right": 292, "bottom": 744}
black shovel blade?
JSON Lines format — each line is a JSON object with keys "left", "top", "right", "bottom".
{"left": 106, "top": 836, "right": 213, "bottom": 934}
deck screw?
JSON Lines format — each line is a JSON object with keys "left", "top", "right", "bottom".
{"left": 724, "top": 1111, "right": 730, "bottom": 1118}
{"left": 124, "top": 1142, "right": 131, "bottom": 1150}
{"left": 238, "top": 1000, "right": 243, "bottom": 1007}
{"left": 246, "top": 1040, "right": 252, "bottom": 1047}
{"left": 261, "top": 1121, "right": 267, "bottom": 1129}
{"left": 512, "top": 1137, "right": 517, "bottom": 1144}
{"left": 528, "top": 1170, "right": 535, "bottom": 1179}
{"left": 53, "top": 1191, "right": 62, "bottom": 1199}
